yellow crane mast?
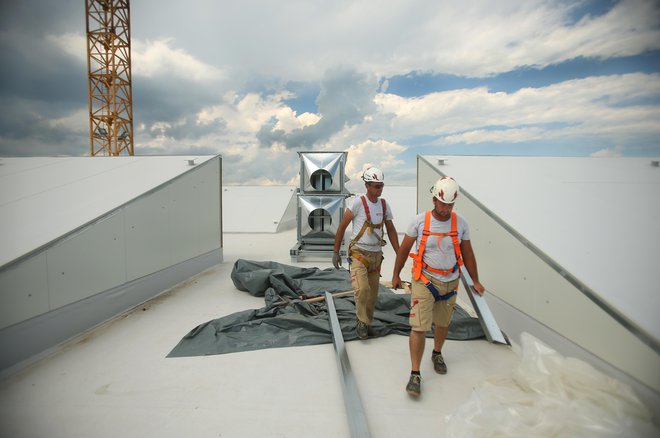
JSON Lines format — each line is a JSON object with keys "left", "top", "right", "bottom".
{"left": 85, "top": 0, "right": 134, "bottom": 156}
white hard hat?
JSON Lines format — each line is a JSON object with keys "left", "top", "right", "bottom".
{"left": 431, "top": 176, "right": 459, "bottom": 203}
{"left": 362, "top": 167, "right": 384, "bottom": 183}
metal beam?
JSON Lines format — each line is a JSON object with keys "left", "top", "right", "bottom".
{"left": 324, "top": 291, "right": 371, "bottom": 438}
{"left": 460, "top": 275, "right": 508, "bottom": 345}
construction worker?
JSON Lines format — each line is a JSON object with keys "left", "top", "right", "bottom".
{"left": 333, "top": 167, "right": 400, "bottom": 339}
{"left": 391, "top": 176, "right": 485, "bottom": 397}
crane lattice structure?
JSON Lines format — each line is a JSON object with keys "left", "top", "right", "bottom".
{"left": 86, "top": 0, "right": 134, "bottom": 156}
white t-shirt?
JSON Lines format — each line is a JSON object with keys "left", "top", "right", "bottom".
{"left": 405, "top": 211, "right": 470, "bottom": 282}
{"left": 348, "top": 195, "right": 394, "bottom": 252}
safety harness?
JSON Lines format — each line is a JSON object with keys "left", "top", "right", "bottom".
{"left": 409, "top": 210, "right": 463, "bottom": 301}
{"left": 348, "top": 196, "right": 387, "bottom": 272}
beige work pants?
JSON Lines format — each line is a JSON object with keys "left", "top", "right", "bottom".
{"left": 349, "top": 248, "right": 383, "bottom": 325}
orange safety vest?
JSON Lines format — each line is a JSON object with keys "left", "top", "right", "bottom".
{"left": 348, "top": 196, "right": 387, "bottom": 271}
{"left": 409, "top": 210, "right": 463, "bottom": 298}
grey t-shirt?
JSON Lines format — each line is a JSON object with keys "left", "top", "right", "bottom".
{"left": 349, "top": 195, "right": 394, "bottom": 252}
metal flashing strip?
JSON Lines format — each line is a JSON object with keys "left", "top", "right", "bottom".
{"left": 324, "top": 291, "right": 371, "bottom": 438}
{"left": 460, "top": 276, "right": 508, "bottom": 345}
{"left": 422, "top": 156, "right": 660, "bottom": 355}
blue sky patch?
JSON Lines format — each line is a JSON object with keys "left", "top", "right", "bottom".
{"left": 385, "top": 50, "right": 660, "bottom": 97}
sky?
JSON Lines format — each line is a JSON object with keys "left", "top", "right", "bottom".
{"left": 1, "top": 0, "right": 659, "bottom": 188}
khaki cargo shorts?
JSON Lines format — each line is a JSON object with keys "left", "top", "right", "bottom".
{"left": 408, "top": 277, "right": 460, "bottom": 332}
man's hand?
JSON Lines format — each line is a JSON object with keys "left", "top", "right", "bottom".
{"left": 332, "top": 251, "right": 342, "bottom": 269}
{"left": 472, "top": 281, "right": 486, "bottom": 296}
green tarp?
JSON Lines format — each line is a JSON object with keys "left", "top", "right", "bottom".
{"left": 167, "top": 259, "right": 484, "bottom": 357}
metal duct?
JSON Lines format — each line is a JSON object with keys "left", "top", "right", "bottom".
{"left": 297, "top": 195, "right": 344, "bottom": 243}
{"left": 299, "top": 152, "right": 347, "bottom": 193}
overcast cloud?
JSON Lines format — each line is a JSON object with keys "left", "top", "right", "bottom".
{"left": 1, "top": 0, "right": 659, "bottom": 186}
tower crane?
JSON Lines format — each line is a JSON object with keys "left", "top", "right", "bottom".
{"left": 85, "top": 0, "right": 134, "bottom": 156}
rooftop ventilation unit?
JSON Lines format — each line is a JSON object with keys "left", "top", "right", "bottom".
{"left": 299, "top": 151, "right": 348, "bottom": 193}
{"left": 297, "top": 195, "right": 344, "bottom": 243}
{"left": 291, "top": 151, "right": 350, "bottom": 261}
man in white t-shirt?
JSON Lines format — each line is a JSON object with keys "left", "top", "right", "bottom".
{"left": 392, "top": 176, "right": 485, "bottom": 397}
{"left": 333, "top": 167, "right": 400, "bottom": 339}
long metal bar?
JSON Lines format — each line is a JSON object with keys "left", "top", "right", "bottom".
{"left": 460, "top": 275, "right": 508, "bottom": 345}
{"left": 325, "top": 291, "right": 371, "bottom": 438}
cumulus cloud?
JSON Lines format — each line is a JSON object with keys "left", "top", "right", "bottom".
{"left": 443, "top": 127, "right": 547, "bottom": 144}
{"left": 147, "top": 0, "right": 660, "bottom": 80}
{"left": 132, "top": 39, "right": 224, "bottom": 81}
{"left": 129, "top": 69, "right": 660, "bottom": 183}
{"left": 45, "top": 33, "right": 225, "bottom": 83}
{"left": 375, "top": 73, "right": 660, "bottom": 147}
{"left": 46, "top": 33, "right": 86, "bottom": 61}
{"left": 591, "top": 145, "right": 624, "bottom": 157}
{"left": 257, "top": 67, "right": 378, "bottom": 149}
{"left": 343, "top": 139, "right": 407, "bottom": 185}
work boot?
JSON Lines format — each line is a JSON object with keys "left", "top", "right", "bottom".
{"left": 432, "top": 350, "right": 447, "bottom": 374}
{"left": 356, "top": 320, "right": 369, "bottom": 340}
{"left": 406, "top": 373, "right": 421, "bottom": 397}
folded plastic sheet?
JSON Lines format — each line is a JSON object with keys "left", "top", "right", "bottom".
{"left": 444, "top": 332, "right": 659, "bottom": 437}
{"left": 168, "top": 259, "right": 484, "bottom": 357}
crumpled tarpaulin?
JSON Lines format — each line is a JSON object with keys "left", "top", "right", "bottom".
{"left": 167, "top": 259, "right": 484, "bottom": 357}
{"left": 444, "top": 332, "right": 659, "bottom": 437}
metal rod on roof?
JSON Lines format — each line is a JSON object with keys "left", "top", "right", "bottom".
{"left": 325, "top": 291, "right": 371, "bottom": 438}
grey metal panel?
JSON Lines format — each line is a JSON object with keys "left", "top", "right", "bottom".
{"left": 0, "top": 156, "right": 220, "bottom": 270}
{"left": 195, "top": 161, "right": 222, "bottom": 254}
{"left": 325, "top": 291, "right": 371, "bottom": 438}
{"left": 0, "top": 253, "right": 49, "bottom": 330}
{"left": 416, "top": 158, "right": 438, "bottom": 214}
{"left": 0, "top": 248, "right": 222, "bottom": 374}
{"left": 124, "top": 189, "right": 173, "bottom": 282}
{"left": 0, "top": 155, "right": 224, "bottom": 371}
{"left": 47, "top": 211, "right": 126, "bottom": 310}
{"left": 168, "top": 172, "right": 204, "bottom": 261}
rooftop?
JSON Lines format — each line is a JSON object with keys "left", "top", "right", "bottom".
{"left": 0, "top": 156, "right": 658, "bottom": 437}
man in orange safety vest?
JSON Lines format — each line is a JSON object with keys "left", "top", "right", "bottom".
{"left": 391, "top": 176, "right": 485, "bottom": 397}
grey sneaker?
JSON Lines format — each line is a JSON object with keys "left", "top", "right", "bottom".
{"left": 356, "top": 320, "right": 369, "bottom": 340}
{"left": 406, "top": 374, "right": 421, "bottom": 397}
{"left": 432, "top": 351, "right": 447, "bottom": 374}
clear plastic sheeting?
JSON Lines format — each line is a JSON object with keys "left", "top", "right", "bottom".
{"left": 168, "top": 259, "right": 485, "bottom": 357}
{"left": 445, "top": 332, "right": 658, "bottom": 437}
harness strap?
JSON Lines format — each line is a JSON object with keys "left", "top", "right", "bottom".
{"left": 410, "top": 210, "right": 464, "bottom": 285}
{"left": 420, "top": 272, "right": 457, "bottom": 302}
{"left": 361, "top": 196, "right": 386, "bottom": 222}
{"left": 348, "top": 196, "right": 387, "bottom": 253}
{"left": 349, "top": 249, "right": 381, "bottom": 274}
